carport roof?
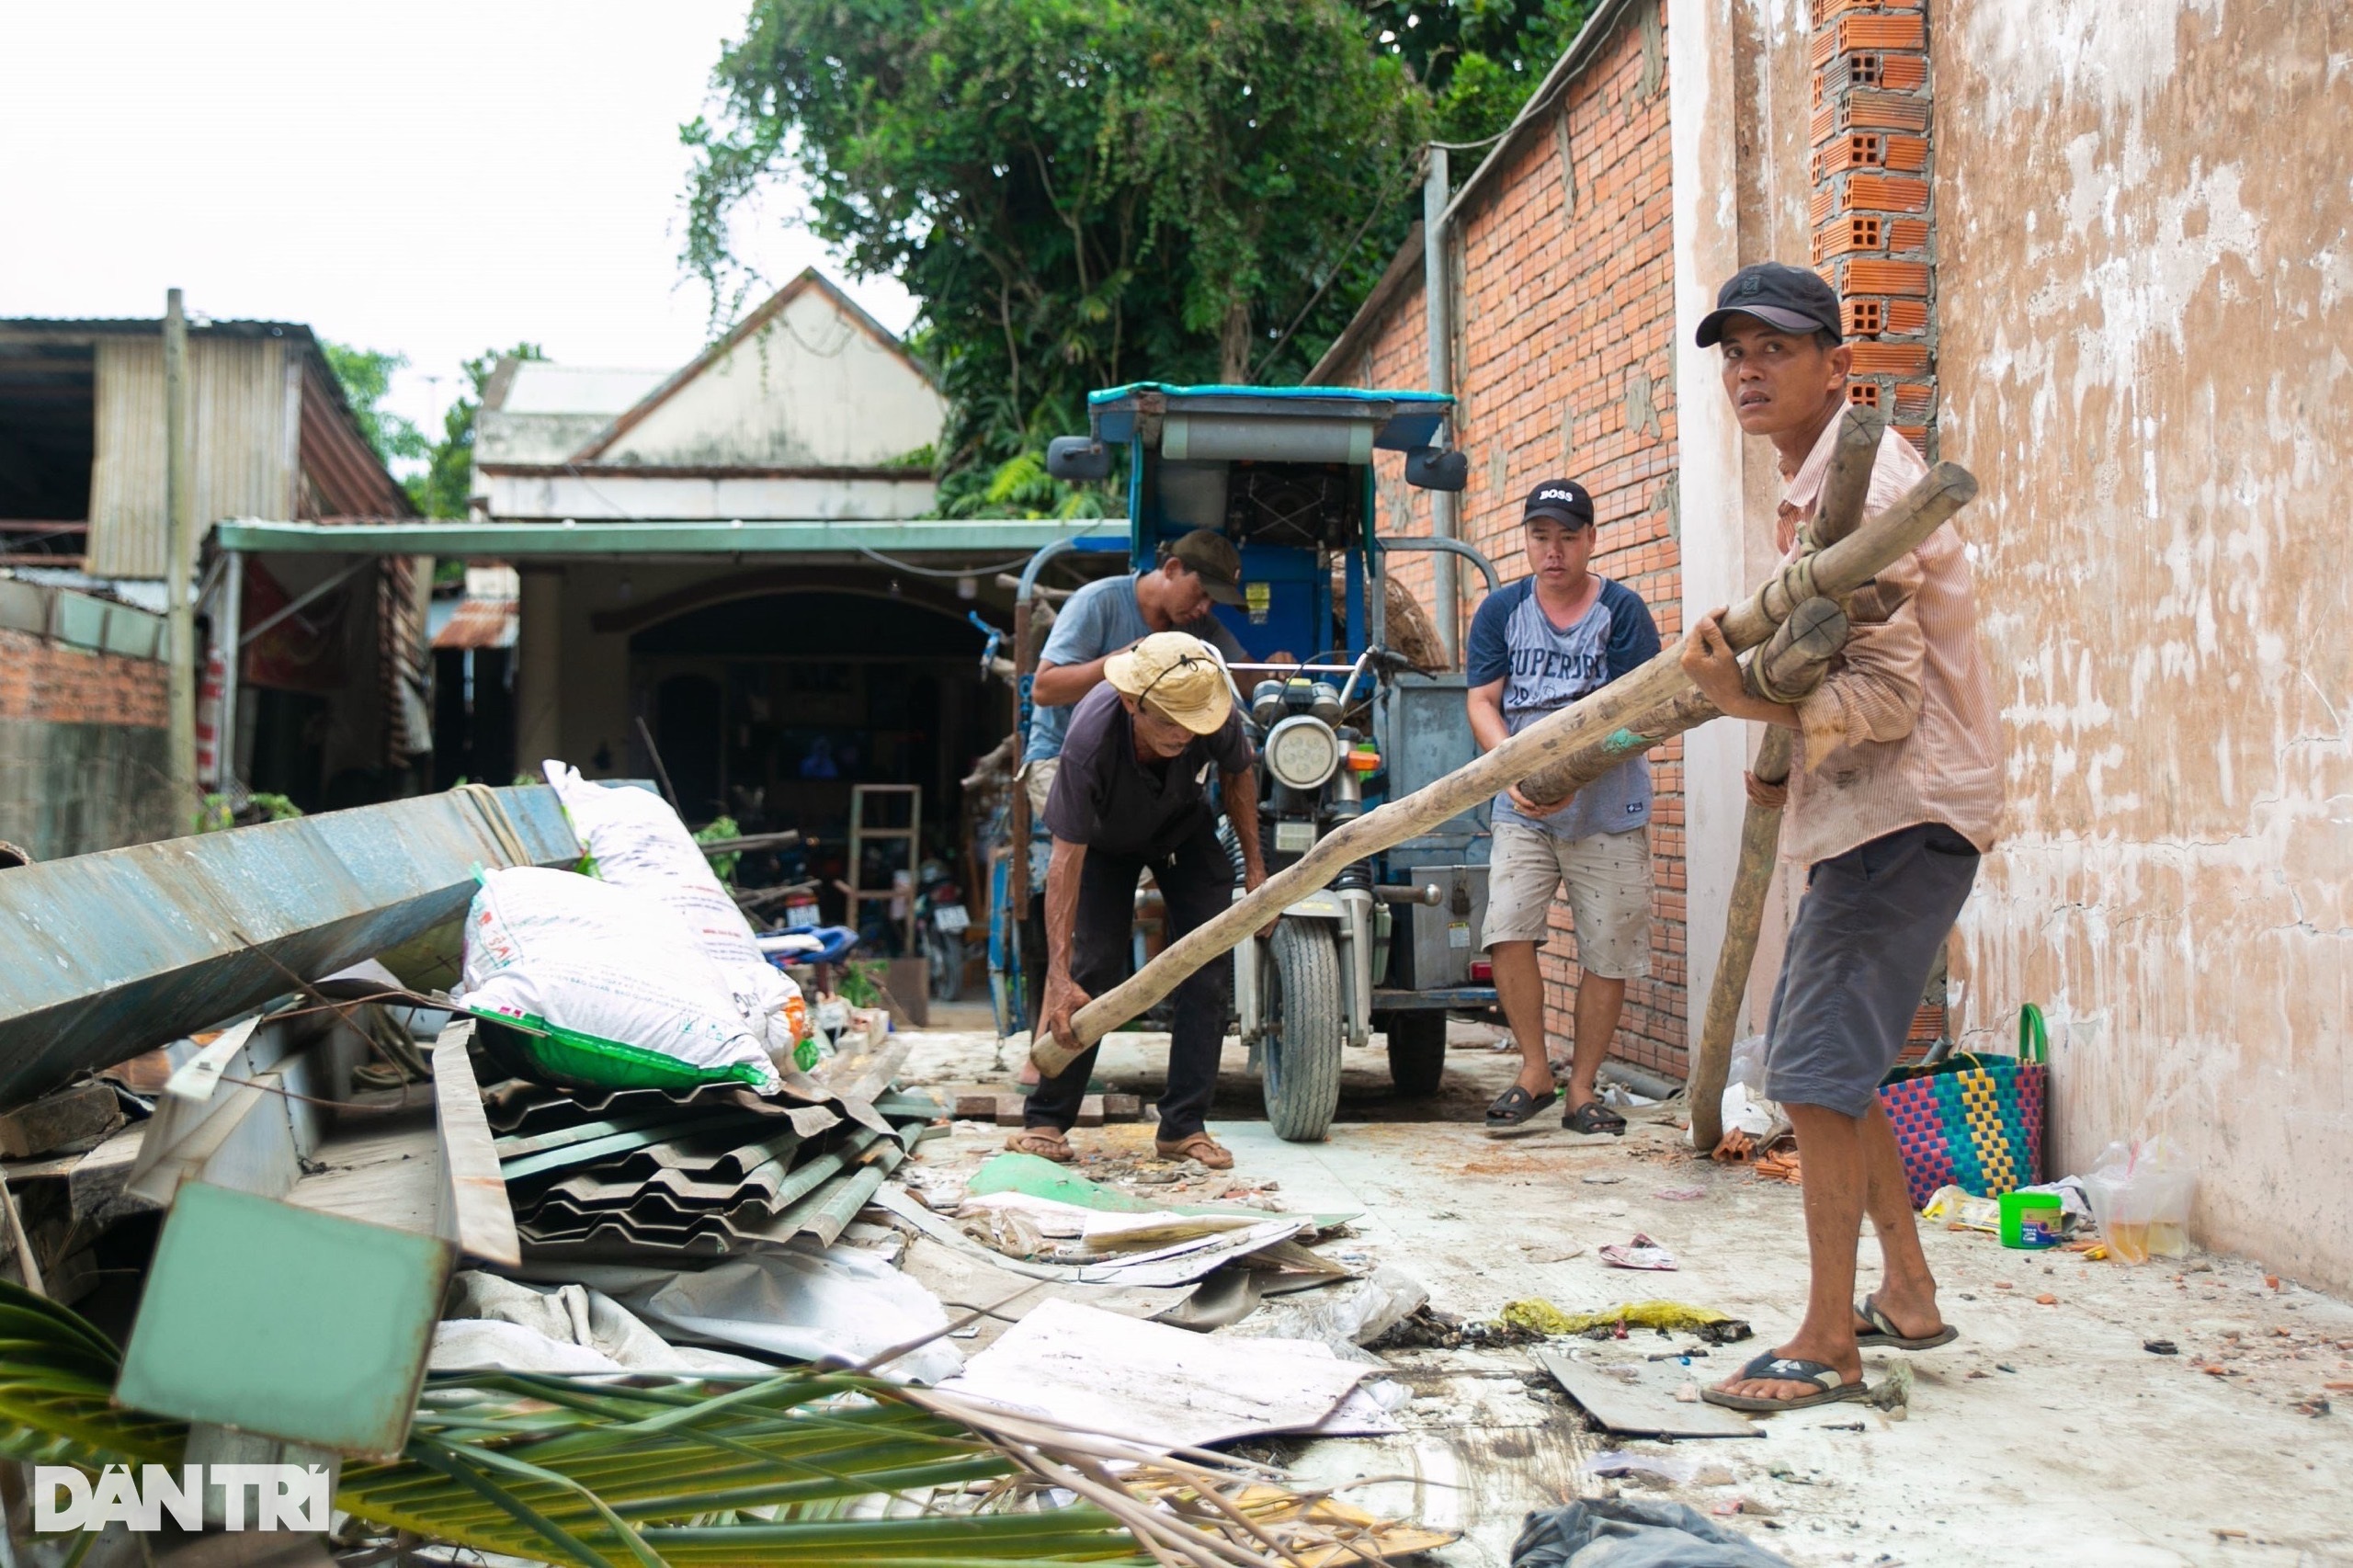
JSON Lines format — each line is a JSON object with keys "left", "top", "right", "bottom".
{"left": 216, "top": 517, "right": 1121, "bottom": 560}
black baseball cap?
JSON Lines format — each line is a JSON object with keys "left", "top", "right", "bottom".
{"left": 1164, "top": 528, "right": 1245, "bottom": 605}
{"left": 1695, "top": 261, "right": 1843, "bottom": 347}
{"left": 1523, "top": 479, "right": 1595, "bottom": 528}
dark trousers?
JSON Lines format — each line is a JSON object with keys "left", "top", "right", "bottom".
{"left": 1029, "top": 816, "right": 1233, "bottom": 1141}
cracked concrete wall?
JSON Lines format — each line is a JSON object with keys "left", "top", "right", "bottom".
{"left": 1933, "top": 2, "right": 2353, "bottom": 1290}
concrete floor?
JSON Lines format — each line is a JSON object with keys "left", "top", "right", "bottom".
{"left": 894, "top": 1020, "right": 2353, "bottom": 1567}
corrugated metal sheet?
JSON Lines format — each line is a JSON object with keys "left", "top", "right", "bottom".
{"left": 87, "top": 337, "right": 295, "bottom": 579}
{"left": 430, "top": 597, "right": 517, "bottom": 651}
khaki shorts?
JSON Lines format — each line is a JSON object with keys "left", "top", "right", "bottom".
{"left": 1020, "top": 756, "right": 1059, "bottom": 820}
{"left": 1480, "top": 820, "right": 1654, "bottom": 979}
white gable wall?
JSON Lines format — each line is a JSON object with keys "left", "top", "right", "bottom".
{"left": 603, "top": 287, "right": 944, "bottom": 469}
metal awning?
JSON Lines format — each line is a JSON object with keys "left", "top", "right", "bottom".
{"left": 215, "top": 517, "right": 1121, "bottom": 560}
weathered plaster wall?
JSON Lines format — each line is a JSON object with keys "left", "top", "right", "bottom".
{"left": 1935, "top": 1, "right": 2353, "bottom": 1289}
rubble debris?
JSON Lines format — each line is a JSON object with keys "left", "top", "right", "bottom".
{"left": 522, "top": 1241, "right": 965, "bottom": 1382}
{"left": 954, "top": 1090, "right": 1142, "bottom": 1124}
{"left": 1126, "top": 1468, "right": 1457, "bottom": 1567}
{"left": 966, "top": 1149, "right": 1357, "bottom": 1228}
{"left": 1366, "top": 1302, "right": 1544, "bottom": 1350}
{"left": 1599, "top": 1233, "right": 1679, "bottom": 1270}
{"left": 1219, "top": 1264, "right": 1428, "bottom": 1354}
{"left": 2144, "top": 1339, "right": 2179, "bottom": 1355}
{"left": 1532, "top": 1348, "right": 1762, "bottom": 1439}
{"left": 939, "top": 1297, "right": 1379, "bottom": 1448}
{"left": 1498, "top": 1299, "right": 1753, "bottom": 1344}
{"left": 429, "top": 1270, "right": 767, "bottom": 1374}
{"left": 0, "top": 1079, "right": 125, "bottom": 1160}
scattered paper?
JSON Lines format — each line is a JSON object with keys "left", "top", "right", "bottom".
{"left": 939, "top": 1298, "right": 1371, "bottom": 1449}
{"left": 1599, "top": 1233, "right": 1679, "bottom": 1271}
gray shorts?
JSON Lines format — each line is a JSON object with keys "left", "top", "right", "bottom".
{"left": 1763, "top": 821, "right": 1981, "bottom": 1118}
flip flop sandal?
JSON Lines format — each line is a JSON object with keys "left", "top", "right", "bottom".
{"left": 1563, "top": 1099, "right": 1628, "bottom": 1136}
{"left": 1154, "top": 1131, "right": 1233, "bottom": 1171}
{"left": 1701, "top": 1353, "right": 1871, "bottom": 1413}
{"left": 1004, "top": 1127, "right": 1074, "bottom": 1163}
{"left": 1853, "top": 1293, "right": 1960, "bottom": 1350}
{"left": 1485, "top": 1082, "right": 1562, "bottom": 1136}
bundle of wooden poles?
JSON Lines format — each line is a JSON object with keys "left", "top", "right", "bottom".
{"left": 1031, "top": 408, "right": 1974, "bottom": 1150}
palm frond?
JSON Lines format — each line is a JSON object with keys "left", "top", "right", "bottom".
{"left": 0, "top": 1281, "right": 1443, "bottom": 1568}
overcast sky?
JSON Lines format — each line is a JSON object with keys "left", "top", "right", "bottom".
{"left": 1, "top": 0, "right": 915, "bottom": 467}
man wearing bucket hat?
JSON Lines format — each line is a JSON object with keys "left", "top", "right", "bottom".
{"left": 1017, "top": 631, "right": 1267, "bottom": 1170}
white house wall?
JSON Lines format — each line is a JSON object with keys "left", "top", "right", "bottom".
{"left": 600, "top": 287, "right": 945, "bottom": 470}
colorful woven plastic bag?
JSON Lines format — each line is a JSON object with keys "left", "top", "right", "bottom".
{"left": 1877, "top": 1006, "right": 2048, "bottom": 1209}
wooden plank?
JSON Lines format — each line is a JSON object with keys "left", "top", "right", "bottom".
{"left": 1533, "top": 1348, "right": 1762, "bottom": 1439}
{"left": 0, "top": 1080, "right": 124, "bottom": 1159}
{"left": 430, "top": 1017, "right": 520, "bottom": 1267}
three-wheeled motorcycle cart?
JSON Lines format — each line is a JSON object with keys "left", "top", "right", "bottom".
{"left": 992, "top": 382, "right": 1506, "bottom": 1142}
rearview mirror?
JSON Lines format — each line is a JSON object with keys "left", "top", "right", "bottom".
{"left": 1404, "top": 446, "right": 1469, "bottom": 492}
{"left": 1046, "top": 437, "right": 1115, "bottom": 483}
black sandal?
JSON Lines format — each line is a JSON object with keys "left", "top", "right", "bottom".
{"left": 1485, "top": 1082, "right": 1561, "bottom": 1134}
{"left": 1563, "top": 1099, "right": 1627, "bottom": 1136}
{"left": 1701, "top": 1353, "right": 1870, "bottom": 1413}
{"left": 1853, "top": 1293, "right": 1959, "bottom": 1351}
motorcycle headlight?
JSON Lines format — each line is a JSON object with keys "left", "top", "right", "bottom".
{"left": 1264, "top": 715, "right": 1342, "bottom": 790}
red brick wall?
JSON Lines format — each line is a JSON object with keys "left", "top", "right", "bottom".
{"left": 1336, "top": 0, "right": 1690, "bottom": 1076}
{"left": 1810, "top": 0, "right": 1937, "bottom": 451}
{"left": 0, "top": 629, "right": 169, "bottom": 728}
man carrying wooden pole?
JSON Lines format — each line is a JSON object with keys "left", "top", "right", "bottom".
{"left": 1030, "top": 449, "right": 1981, "bottom": 1074}
{"left": 1677, "top": 262, "right": 2006, "bottom": 1415}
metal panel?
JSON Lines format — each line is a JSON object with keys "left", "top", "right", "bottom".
{"left": 1379, "top": 672, "right": 1491, "bottom": 853}
{"left": 1406, "top": 863, "right": 1490, "bottom": 990}
{"left": 0, "top": 785, "right": 576, "bottom": 1108}
{"left": 89, "top": 336, "right": 293, "bottom": 580}
{"left": 115, "top": 1180, "right": 453, "bottom": 1458}
{"left": 87, "top": 337, "right": 168, "bottom": 578}
{"left": 215, "top": 516, "right": 1109, "bottom": 558}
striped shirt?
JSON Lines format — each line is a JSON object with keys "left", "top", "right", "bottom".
{"left": 1778, "top": 420, "right": 2006, "bottom": 867}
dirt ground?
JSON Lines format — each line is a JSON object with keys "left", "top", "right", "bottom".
{"left": 897, "top": 1013, "right": 2353, "bottom": 1567}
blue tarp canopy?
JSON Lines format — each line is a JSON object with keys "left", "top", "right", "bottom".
{"left": 1086, "top": 382, "right": 1451, "bottom": 452}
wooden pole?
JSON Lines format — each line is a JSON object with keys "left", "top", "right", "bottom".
{"left": 1685, "top": 406, "right": 1887, "bottom": 1149}
{"left": 1034, "top": 457, "right": 1976, "bottom": 1074}
{"left": 163, "top": 290, "right": 199, "bottom": 823}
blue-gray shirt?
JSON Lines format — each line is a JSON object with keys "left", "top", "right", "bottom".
{"left": 1023, "top": 574, "right": 1246, "bottom": 765}
{"left": 1465, "top": 575, "right": 1660, "bottom": 840}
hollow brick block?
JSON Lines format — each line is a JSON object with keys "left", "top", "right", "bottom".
{"left": 1877, "top": 56, "right": 1927, "bottom": 91}
{"left": 1842, "top": 258, "right": 1929, "bottom": 295}
{"left": 1847, "top": 341, "right": 1931, "bottom": 376}
{"left": 1884, "top": 298, "right": 1928, "bottom": 334}
{"left": 1846, "top": 174, "right": 1928, "bottom": 212}
{"left": 1838, "top": 14, "right": 1925, "bottom": 50}
{"left": 1844, "top": 297, "right": 1886, "bottom": 336}
{"left": 1881, "top": 135, "right": 1928, "bottom": 171}
{"left": 1838, "top": 91, "right": 1931, "bottom": 132}
{"left": 1888, "top": 218, "right": 1929, "bottom": 252}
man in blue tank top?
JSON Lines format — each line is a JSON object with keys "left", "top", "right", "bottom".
{"left": 1465, "top": 478, "right": 1661, "bottom": 1137}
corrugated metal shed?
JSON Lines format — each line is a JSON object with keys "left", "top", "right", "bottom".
{"left": 86, "top": 335, "right": 298, "bottom": 577}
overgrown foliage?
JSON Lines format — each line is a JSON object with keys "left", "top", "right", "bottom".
{"left": 323, "top": 342, "right": 430, "bottom": 472}
{"left": 415, "top": 342, "right": 546, "bottom": 519}
{"left": 324, "top": 340, "right": 544, "bottom": 517}
{"left": 684, "top": 1, "right": 1592, "bottom": 516}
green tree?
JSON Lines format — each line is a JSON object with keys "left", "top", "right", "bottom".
{"left": 413, "top": 343, "right": 544, "bottom": 519}
{"left": 685, "top": 0, "right": 1431, "bottom": 517}
{"left": 1357, "top": 0, "right": 1594, "bottom": 141}
{"left": 322, "top": 341, "right": 431, "bottom": 471}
